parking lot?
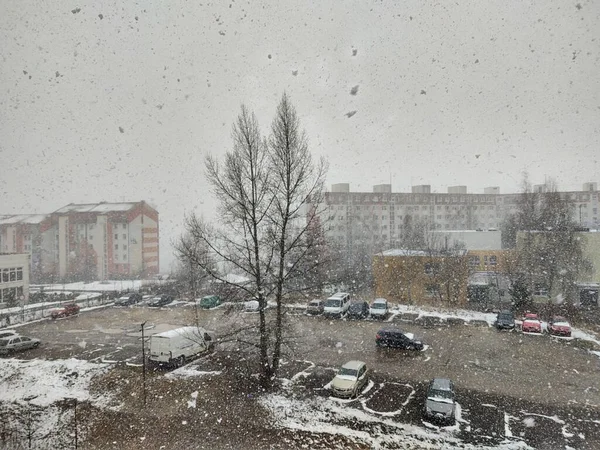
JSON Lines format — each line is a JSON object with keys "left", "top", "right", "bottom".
{"left": 6, "top": 302, "right": 600, "bottom": 448}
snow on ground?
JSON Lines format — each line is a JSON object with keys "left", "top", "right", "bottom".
{"left": 165, "top": 364, "right": 222, "bottom": 379}
{"left": 259, "top": 393, "right": 533, "bottom": 450}
{"left": 391, "top": 303, "right": 498, "bottom": 325}
{"left": 0, "top": 358, "right": 111, "bottom": 407}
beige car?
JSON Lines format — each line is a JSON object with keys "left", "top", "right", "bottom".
{"left": 330, "top": 360, "right": 369, "bottom": 398}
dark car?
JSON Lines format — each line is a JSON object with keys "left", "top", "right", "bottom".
{"left": 375, "top": 327, "right": 424, "bottom": 351}
{"left": 50, "top": 303, "right": 80, "bottom": 319}
{"left": 346, "top": 301, "right": 369, "bottom": 319}
{"left": 494, "top": 310, "right": 515, "bottom": 330}
{"left": 423, "top": 378, "right": 456, "bottom": 424}
{"left": 148, "top": 295, "right": 174, "bottom": 308}
{"left": 115, "top": 292, "right": 142, "bottom": 306}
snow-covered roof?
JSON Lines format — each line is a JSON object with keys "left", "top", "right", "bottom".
{"left": 153, "top": 326, "right": 207, "bottom": 339}
{"left": 53, "top": 202, "right": 138, "bottom": 214}
{"left": 0, "top": 214, "right": 48, "bottom": 225}
{"left": 379, "top": 249, "right": 468, "bottom": 257}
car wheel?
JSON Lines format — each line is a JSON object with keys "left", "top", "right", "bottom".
{"left": 178, "top": 356, "right": 185, "bottom": 367}
{"left": 33, "top": 342, "right": 40, "bottom": 348}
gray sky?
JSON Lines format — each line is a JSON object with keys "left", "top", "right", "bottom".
{"left": 1, "top": 0, "right": 599, "bottom": 271}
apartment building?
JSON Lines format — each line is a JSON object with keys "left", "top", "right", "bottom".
{"left": 316, "top": 182, "right": 599, "bottom": 249}
{"left": 0, "top": 201, "right": 159, "bottom": 281}
{"left": 0, "top": 253, "right": 30, "bottom": 304}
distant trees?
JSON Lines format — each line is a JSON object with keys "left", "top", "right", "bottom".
{"left": 175, "top": 94, "right": 327, "bottom": 386}
{"left": 501, "top": 176, "right": 591, "bottom": 304}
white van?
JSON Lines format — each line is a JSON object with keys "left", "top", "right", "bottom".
{"left": 324, "top": 292, "right": 351, "bottom": 317}
{"left": 149, "top": 326, "right": 213, "bottom": 367}
{"left": 369, "top": 298, "right": 389, "bottom": 319}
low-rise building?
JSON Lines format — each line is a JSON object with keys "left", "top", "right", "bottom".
{"left": 0, "top": 253, "right": 30, "bottom": 306}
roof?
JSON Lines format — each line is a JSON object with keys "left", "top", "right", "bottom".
{"left": 53, "top": 202, "right": 139, "bottom": 214}
{"left": 379, "top": 249, "right": 468, "bottom": 257}
{"left": 431, "top": 378, "right": 452, "bottom": 390}
{"left": 0, "top": 214, "right": 48, "bottom": 225}
{"left": 153, "top": 326, "right": 207, "bottom": 339}
{"left": 341, "top": 360, "right": 366, "bottom": 370}
{"left": 328, "top": 292, "right": 350, "bottom": 299}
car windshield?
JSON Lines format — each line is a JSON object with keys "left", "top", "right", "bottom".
{"left": 428, "top": 389, "right": 453, "bottom": 401}
{"left": 338, "top": 367, "right": 358, "bottom": 378}
{"left": 349, "top": 303, "right": 363, "bottom": 310}
{"left": 372, "top": 303, "right": 386, "bottom": 309}
{"left": 309, "top": 301, "right": 321, "bottom": 306}
{"left": 325, "top": 299, "right": 341, "bottom": 307}
{"left": 499, "top": 313, "right": 513, "bottom": 320}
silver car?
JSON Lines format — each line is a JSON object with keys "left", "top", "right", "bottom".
{"left": 330, "top": 360, "right": 369, "bottom": 398}
{"left": 424, "top": 378, "right": 456, "bottom": 424}
{"left": 0, "top": 335, "right": 41, "bottom": 355}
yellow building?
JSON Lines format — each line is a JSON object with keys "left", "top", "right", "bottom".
{"left": 467, "top": 249, "right": 515, "bottom": 273}
{"left": 373, "top": 249, "right": 469, "bottom": 306}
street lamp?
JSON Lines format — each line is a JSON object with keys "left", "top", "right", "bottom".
{"left": 140, "top": 321, "right": 147, "bottom": 406}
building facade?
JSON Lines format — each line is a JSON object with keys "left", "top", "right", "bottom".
{"left": 0, "top": 253, "right": 30, "bottom": 304}
{"left": 0, "top": 201, "right": 159, "bottom": 281}
{"left": 316, "top": 182, "right": 599, "bottom": 250}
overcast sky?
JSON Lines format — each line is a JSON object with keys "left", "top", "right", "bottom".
{"left": 1, "top": 0, "right": 599, "bottom": 271}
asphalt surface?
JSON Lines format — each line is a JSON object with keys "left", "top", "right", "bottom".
{"left": 5, "top": 302, "right": 600, "bottom": 449}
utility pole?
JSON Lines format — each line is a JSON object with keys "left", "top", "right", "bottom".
{"left": 140, "top": 321, "right": 147, "bottom": 406}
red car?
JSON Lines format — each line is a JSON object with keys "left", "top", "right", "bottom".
{"left": 547, "top": 316, "right": 572, "bottom": 337}
{"left": 51, "top": 303, "right": 80, "bottom": 319}
{"left": 521, "top": 313, "right": 542, "bottom": 334}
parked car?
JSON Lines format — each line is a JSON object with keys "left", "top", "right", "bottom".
{"left": 149, "top": 326, "right": 213, "bottom": 367}
{"left": 494, "top": 310, "right": 515, "bottom": 330}
{"left": 51, "top": 303, "right": 80, "bottom": 319}
{"left": 330, "top": 360, "right": 369, "bottom": 398}
{"left": 198, "top": 295, "right": 222, "bottom": 309}
{"left": 375, "top": 327, "right": 424, "bottom": 350}
{"left": 423, "top": 378, "right": 456, "bottom": 424}
{"left": 547, "top": 316, "right": 572, "bottom": 337}
{"left": 0, "top": 330, "right": 19, "bottom": 340}
{"left": 347, "top": 301, "right": 369, "bottom": 320}
{"left": 305, "top": 299, "right": 325, "bottom": 315}
{"left": 244, "top": 299, "right": 260, "bottom": 312}
{"left": 369, "top": 298, "right": 389, "bottom": 319}
{"left": 0, "top": 335, "right": 41, "bottom": 355}
{"left": 114, "top": 292, "right": 142, "bottom": 306}
{"left": 148, "top": 295, "right": 174, "bottom": 308}
{"left": 323, "top": 292, "right": 351, "bottom": 317}
{"left": 521, "top": 313, "right": 543, "bottom": 333}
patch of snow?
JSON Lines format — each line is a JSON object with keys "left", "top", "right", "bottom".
{"left": 187, "top": 391, "right": 198, "bottom": 409}
{"left": 165, "top": 364, "right": 222, "bottom": 379}
{"left": 481, "top": 403, "right": 497, "bottom": 408}
{"left": 0, "top": 358, "right": 110, "bottom": 407}
{"left": 520, "top": 412, "right": 565, "bottom": 424}
{"left": 522, "top": 417, "right": 535, "bottom": 428}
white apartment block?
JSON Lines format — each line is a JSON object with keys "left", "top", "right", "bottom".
{"left": 0, "top": 253, "right": 30, "bottom": 304}
{"left": 317, "top": 182, "right": 600, "bottom": 249}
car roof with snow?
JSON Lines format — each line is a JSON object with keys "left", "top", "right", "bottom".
{"left": 328, "top": 292, "right": 349, "bottom": 299}
{"left": 430, "top": 378, "right": 453, "bottom": 391}
{"left": 341, "top": 360, "right": 365, "bottom": 370}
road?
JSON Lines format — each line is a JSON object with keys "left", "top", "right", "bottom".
{"left": 5, "top": 303, "right": 600, "bottom": 449}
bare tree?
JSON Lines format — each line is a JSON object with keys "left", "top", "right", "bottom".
{"left": 175, "top": 95, "right": 327, "bottom": 386}
{"left": 501, "top": 175, "right": 592, "bottom": 303}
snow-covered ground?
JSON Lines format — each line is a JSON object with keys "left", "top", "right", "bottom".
{"left": 0, "top": 358, "right": 117, "bottom": 448}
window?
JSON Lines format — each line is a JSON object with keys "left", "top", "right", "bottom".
{"left": 123, "top": 223, "right": 127, "bottom": 229}
{"left": 424, "top": 263, "right": 439, "bottom": 275}
{"left": 89, "top": 235, "right": 93, "bottom": 241}
{"left": 9, "top": 268, "right": 16, "bottom": 282}
{"left": 122, "top": 234, "right": 127, "bottom": 239}
{"left": 16, "top": 268, "right": 23, "bottom": 281}
{"left": 115, "top": 244, "right": 119, "bottom": 250}
{"left": 489, "top": 255, "right": 497, "bottom": 266}
{"left": 469, "top": 256, "right": 480, "bottom": 266}
{"left": 114, "top": 234, "right": 118, "bottom": 239}
{"left": 123, "top": 245, "right": 127, "bottom": 250}
{"left": 425, "top": 284, "right": 440, "bottom": 297}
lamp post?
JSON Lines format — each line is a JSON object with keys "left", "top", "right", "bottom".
{"left": 140, "top": 321, "right": 147, "bottom": 406}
